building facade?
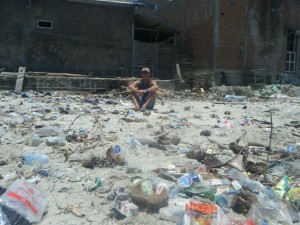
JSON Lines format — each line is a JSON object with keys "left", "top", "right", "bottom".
{"left": 145, "top": 0, "right": 300, "bottom": 85}
{"left": 0, "top": 0, "right": 180, "bottom": 80}
{"left": 0, "top": 0, "right": 135, "bottom": 76}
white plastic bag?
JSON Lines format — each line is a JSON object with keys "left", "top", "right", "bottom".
{"left": 32, "top": 126, "right": 66, "bottom": 146}
{"left": 0, "top": 179, "right": 48, "bottom": 223}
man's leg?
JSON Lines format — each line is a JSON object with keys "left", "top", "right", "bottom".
{"left": 131, "top": 93, "right": 142, "bottom": 110}
{"left": 142, "top": 92, "right": 156, "bottom": 109}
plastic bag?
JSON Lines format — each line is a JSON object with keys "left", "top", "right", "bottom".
{"left": 1, "top": 205, "right": 31, "bottom": 225}
{"left": 31, "top": 126, "right": 66, "bottom": 146}
{"left": 0, "top": 179, "right": 48, "bottom": 223}
{"left": 212, "top": 206, "right": 255, "bottom": 225}
{"left": 248, "top": 202, "right": 293, "bottom": 225}
{"left": 52, "top": 168, "right": 80, "bottom": 182}
{"left": 0, "top": 208, "right": 10, "bottom": 225}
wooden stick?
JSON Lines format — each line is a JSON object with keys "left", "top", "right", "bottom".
{"left": 154, "top": 132, "right": 169, "bottom": 139}
{"left": 208, "top": 138, "right": 227, "bottom": 149}
{"left": 292, "top": 132, "right": 300, "bottom": 137}
{"left": 265, "top": 110, "right": 273, "bottom": 180}
{"left": 53, "top": 192, "right": 61, "bottom": 210}
{"left": 209, "top": 145, "right": 247, "bottom": 170}
{"left": 213, "top": 102, "right": 247, "bottom": 105}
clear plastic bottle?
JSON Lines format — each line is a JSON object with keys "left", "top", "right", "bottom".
{"left": 127, "top": 133, "right": 141, "bottom": 148}
{"left": 22, "top": 152, "right": 49, "bottom": 166}
{"left": 113, "top": 144, "right": 126, "bottom": 158}
{"left": 228, "top": 168, "right": 248, "bottom": 180}
{"left": 159, "top": 206, "right": 185, "bottom": 223}
{"left": 169, "top": 186, "right": 185, "bottom": 199}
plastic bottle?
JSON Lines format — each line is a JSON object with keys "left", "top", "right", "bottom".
{"left": 216, "top": 193, "right": 230, "bottom": 208}
{"left": 113, "top": 144, "right": 126, "bottom": 157}
{"left": 228, "top": 168, "right": 248, "bottom": 180}
{"left": 27, "top": 176, "right": 42, "bottom": 184}
{"left": 195, "top": 180, "right": 212, "bottom": 190}
{"left": 85, "top": 177, "right": 102, "bottom": 192}
{"left": 224, "top": 95, "right": 246, "bottom": 100}
{"left": 169, "top": 186, "right": 185, "bottom": 199}
{"left": 125, "top": 161, "right": 142, "bottom": 173}
{"left": 239, "top": 179, "right": 265, "bottom": 193}
{"left": 159, "top": 206, "right": 185, "bottom": 223}
{"left": 210, "top": 178, "right": 231, "bottom": 187}
{"left": 127, "top": 133, "right": 141, "bottom": 148}
{"left": 35, "top": 126, "right": 61, "bottom": 137}
{"left": 194, "top": 179, "right": 231, "bottom": 191}
{"left": 22, "top": 152, "right": 49, "bottom": 166}
{"left": 177, "top": 148, "right": 189, "bottom": 154}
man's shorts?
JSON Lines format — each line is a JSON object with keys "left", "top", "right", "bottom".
{"left": 135, "top": 94, "right": 156, "bottom": 109}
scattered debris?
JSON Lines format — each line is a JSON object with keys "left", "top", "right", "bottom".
{"left": 0, "top": 85, "right": 299, "bottom": 224}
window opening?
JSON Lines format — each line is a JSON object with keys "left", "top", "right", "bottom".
{"left": 285, "top": 32, "right": 296, "bottom": 72}
{"left": 37, "top": 20, "right": 52, "bottom": 29}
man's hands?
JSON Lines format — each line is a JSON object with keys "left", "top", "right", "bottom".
{"left": 137, "top": 89, "right": 146, "bottom": 96}
{"left": 134, "top": 104, "right": 147, "bottom": 110}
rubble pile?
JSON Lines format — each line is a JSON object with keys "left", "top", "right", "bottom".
{"left": 0, "top": 87, "right": 299, "bottom": 225}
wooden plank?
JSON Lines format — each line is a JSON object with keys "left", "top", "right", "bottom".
{"left": 15, "top": 67, "right": 26, "bottom": 92}
{"left": 176, "top": 64, "right": 182, "bottom": 80}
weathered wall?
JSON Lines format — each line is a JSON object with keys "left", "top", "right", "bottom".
{"left": 247, "top": 0, "right": 286, "bottom": 73}
{"left": 217, "top": 0, "right": 245, "bottom": 71}
{"left": 0, "top": 0, "right": 133, "bottom": 76}
{"left": 283, "top": 0, "right": 300, "bottom": 30}
{"left": 147, "top": 0, "right": 213, "bottom": 69}
{"left": 140, "top": 0, "right": 300, "bottom": 85}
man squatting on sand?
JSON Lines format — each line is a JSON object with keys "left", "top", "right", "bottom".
{"left": 128, "top": 67, "right": 159, "bottom": 110}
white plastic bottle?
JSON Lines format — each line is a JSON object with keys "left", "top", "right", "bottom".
{"left": 159, "top": 206, "right": 185, "bottom": 223}
{"left": 127, "top": 132, "right": 141, "bottom": 148}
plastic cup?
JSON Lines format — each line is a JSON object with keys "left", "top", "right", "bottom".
{"left": 178, "top": 174, "right": 193, "bottom": 187}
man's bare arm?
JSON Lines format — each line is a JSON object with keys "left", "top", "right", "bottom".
{"left": 146, "top": 81, "right": 159, "bottom": 93}
{"left": 128, "top": 81, "right": 139, "bottom": 93}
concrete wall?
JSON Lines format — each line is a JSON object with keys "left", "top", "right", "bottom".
{"left": 0, "top": 0, "right": 133, "bottom": 76}
{"left": 0, "top": 72, "right": 183, "bottom": 92}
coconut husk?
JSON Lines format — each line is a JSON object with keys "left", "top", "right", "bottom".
{"left": 106, "top": 146, "right": 125, "bottom": 166}
{"left": 130, "top": 180, "right": 168, "bottom": 212}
